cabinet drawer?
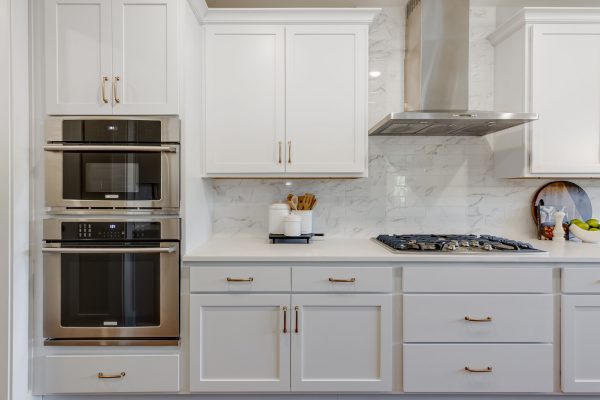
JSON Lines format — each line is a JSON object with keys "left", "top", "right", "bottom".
{"left": 403, "top": 344, "right": 553, "bottom": 393}
{"left": 292, "top": 267, "right": 393, "bottom": 292}
{"left": 562, "top": 268, "right": 600, "bottom": 293}
{"left": 44, "top": 354, "right": 179, "bottom": 394}
{"left": 404, "top": 294, "right": 553, "bottom": 343}
{"left": 403, "top": 267, "right": 552, "bottom": 293}
{"left": 190, "top": 267, "right": 290, "bottom": 292}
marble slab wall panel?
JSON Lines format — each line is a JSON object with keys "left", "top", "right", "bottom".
{"left": 211, "top": 5, "right": 600, "bottom": 238}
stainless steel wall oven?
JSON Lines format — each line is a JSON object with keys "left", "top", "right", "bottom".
{"left": 42, "top": 218, "right": 180, "bottom": 346}
{"left": 44, "top": 117, "right": 179, "bottom": 214}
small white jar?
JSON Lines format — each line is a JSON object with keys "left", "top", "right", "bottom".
{"left": 269, "top": 203, "right": 289, "bottom": 234}
{"left": 284, "top": 214, "right": 302, "bottom": 237}
{"left": 293, "top": 210, "right": 313, "bottom": 234}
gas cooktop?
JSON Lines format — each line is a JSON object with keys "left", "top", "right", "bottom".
{"left": 374, "top": 234, "right": 546, "bottom": 254}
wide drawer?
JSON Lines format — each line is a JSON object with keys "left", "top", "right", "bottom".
{"left": 404, "top": 294, "right": 553, "bottom": 342}
{"left": 292, "top": 267, "right": 393, "bottom": 292}
{"left": 403, "top": 267, "right": 553, "bottom": 293}
{"left": 562, "top": 268, "right": 600, "bottom": 293}
{"left": 190, "top": 266, "right": 291, "bottom": 292}
{"left": 44, "top": 354, "right": 180, "bottom": 394}
{"left": 403, "top": 344, "right": 553, "bottom": 393}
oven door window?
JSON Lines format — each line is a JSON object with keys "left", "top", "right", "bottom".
{"left": 60, "top": 252, "right": 160, "bottom": 327}
{"left": 62, "top": 152, "right": 161, "bottom": 200}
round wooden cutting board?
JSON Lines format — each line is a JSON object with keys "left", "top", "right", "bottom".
{"left": 531, "top": 181, "right": 592, "bottom": 224}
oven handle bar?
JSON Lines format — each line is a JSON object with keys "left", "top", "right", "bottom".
{"left": 42, "top": 247, "right": 177, "bottom": 254}
{"left": 43, "top": 145, "right": 177, "bottom": 153}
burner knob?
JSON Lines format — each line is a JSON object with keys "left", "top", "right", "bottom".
{"left": 482, "top": 243, "right": 493, "bottom": 251}
{"left": 460, "top": 240, "right": 470, "bottom": 247}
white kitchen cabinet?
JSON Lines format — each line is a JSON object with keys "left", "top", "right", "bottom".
{"left": 562, "top": 295, "right": 600, "bottom": 392}
{"left": 204, "top": 25, "right": 286, "bottom": 174}
{"left": 489, "top": 8, "right": 600, "bottom": 177}
{"left": 45, "top": 0, "right": 178, "bottom": 115}
{"left": 202, "top": 10, "right": 377, "bottom": 178}
{"left": 285, "top": 25, "right": 367, "bottom": 174}
{"left": 189, "top": 294, "right": 291, "bottom": 392}
{"left": 291, "top": 294, "right": 392, "bottom": 392}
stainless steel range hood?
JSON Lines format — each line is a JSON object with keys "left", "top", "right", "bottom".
{"left": 369, "top": 0, "right": 538, "bottom": 137}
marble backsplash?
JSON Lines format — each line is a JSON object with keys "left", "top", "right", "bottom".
{"left": 210, "top": 5, "right": 600, "bottom": 239}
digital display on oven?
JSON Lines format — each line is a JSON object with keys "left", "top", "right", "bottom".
{"left": 60, "top": 222, "right": 161, "bottom": 240}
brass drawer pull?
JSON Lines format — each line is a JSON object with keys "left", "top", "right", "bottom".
{"left": 101, "top": 76, "right": 109, "bottom": 103}
{"left": 329, "top": 278, "right": 356, "bottom": 283}
{"left": 283, "top": 306, "right": 288, "bottom": 334}
{"left": 294, "top": 306, "right": 299, "bottom": 333}
{"left": 113, "top": 76, "right": 121, "bottom": 103}
{"left": 98, "top": 372, "right": 126, "bottom": 379}
{"left": 464, "top": 316, "right": 492, "bottom": 322}
{"left": 226, "top": 277, "right": 254, "bottom": 282}
{"left": 465, "top": 366, "right": 492, "bottom": 373}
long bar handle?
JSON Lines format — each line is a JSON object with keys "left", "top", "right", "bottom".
{"left": 113, "top": 76, "right": 121, "bottom": 103}
{"left": 282, "top": 306, "right": 288, "bottom": 334}
{"left": 43, "top": 145, "right": 177, "bottom": 153}
{"left": 278, "top": 141, "right": 282, "bottom": 164}
{"left": 294, "top": 306, "right": 299, "bottom": 333}
{"left": 101, "top": 76, "right": 109, "bottom": 103}
{"left": 464, "top": 316, "right": 492, "bottom": 322}
{"left": 465, "top": 366, "right": 492, "bottom": 373}
{"left": 98, "top": 372, "right": 126, "bottom": 379}
{"left": 226, "top": 277, "right": 254, "bottom": 282}
{"left": 42, "top": 247, "right": 176, "bottom": 254}
{"left": 329, "top": 277, "right": 356, "bottom": 283}
{"left": 288, "top": 140, "right": 292, "bottom": 164}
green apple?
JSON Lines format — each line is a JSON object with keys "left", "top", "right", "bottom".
{"left": 587, "top": 219, "right": 600, "bottom": 229}
{"left": 590, "top": 228, "right": 600, "bottom": 231}
{"left": 575, "top": 221, "right": 590, "bottom": 230}
{"left": 571, "top": 219, "right": 584, "bottom": 225}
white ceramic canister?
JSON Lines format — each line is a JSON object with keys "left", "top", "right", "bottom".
{"left": 269, "top": 203, "right": 290, "bottom": 234}
{"left": 293, "top": 210, "right": 313, "bottom": 235}
{"left": 284, "top": 214, "right": 302, "bottom": 237}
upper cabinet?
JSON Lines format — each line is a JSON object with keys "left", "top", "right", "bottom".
{"left": 489, "top": 8, "right": 600, "bottom": 178}
{"left": 45, "top": 0, "right": 179, "bottom": 115}
{"left": 202, "top": 10, "right": 377, "bottom": 178}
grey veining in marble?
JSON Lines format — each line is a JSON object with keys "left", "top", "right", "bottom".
{"left": 210, "top": 5, "right": 600, "bottom": 238}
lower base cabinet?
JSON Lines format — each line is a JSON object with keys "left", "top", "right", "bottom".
{"left": 44, "top": 354, "right": 180, "bottom": 394}
{"left": 403, "top": 344, "right": 553, "bottom": 393}
{"left": 189, "top": 293, "right": 392, "bottom": 392}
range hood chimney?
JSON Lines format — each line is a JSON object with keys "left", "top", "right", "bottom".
{"left": 369, "top": 0, "right": 537, "bottom": 136}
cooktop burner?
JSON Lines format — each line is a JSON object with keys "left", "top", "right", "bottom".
{"left": 374, "top": 234, "right": 546, "bottom": 254}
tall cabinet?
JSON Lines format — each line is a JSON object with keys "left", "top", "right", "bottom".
{"left": 202, "top": 9, "right": 377, "bottom": 178}
{"left": 489, "top": 8, "right": 600, "bottom": 178}
{"left": 45, "top": 0, "right": 179, "bottom": 115}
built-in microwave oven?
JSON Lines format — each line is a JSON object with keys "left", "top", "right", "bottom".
{"left": 42, "top": 218, "right": 180, "bottom": 346}
{"left": 44, "top": 117, "right": 180, "bottom": 214}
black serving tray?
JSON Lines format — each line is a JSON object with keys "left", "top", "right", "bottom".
{"left": 269, "top": 233, "right": 324, "bottom": 244}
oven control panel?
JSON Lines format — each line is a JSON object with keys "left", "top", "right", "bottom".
{"left": 61, "top": 222, "right": 161, "bottom": 240}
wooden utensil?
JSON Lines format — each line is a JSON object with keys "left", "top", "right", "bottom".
{"left": 289, "top": 195, "right": 298, "bottom": 211}
{"left": 531, "top": 181, "right": 592, "bottom": 224}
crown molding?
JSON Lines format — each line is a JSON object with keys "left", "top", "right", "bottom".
{"left": 202, "top": 7, "right": 381, "bottom": 25}
{"left": 188, "top": 0, "right": 209, "bottom": 22}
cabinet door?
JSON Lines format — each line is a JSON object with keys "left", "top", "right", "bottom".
{"left": 204, "top": 26, "right": 286, "bottom": 174}
{"left": 562, "top": 295, "right": 600, "bottom": 392}
{"left": 530, "top": 24, "right": 600, "bottom": 174}
{"left": 291, "top": 294, "right": 392, "bottom": 392}
{"left": 190, "top": 294, "right": 291, "bottom": 392}
{"left": 45, "top": 0, "right": 113, "bottom": 115}
{"left": 111, "top": 0, "right": 178, "bottom": 115}
{"left": 285, "top": 25, "right": 367, "bottom": 174}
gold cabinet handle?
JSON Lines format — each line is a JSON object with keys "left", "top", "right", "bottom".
{"left": 226, "top": 277, "right": 254, "bottom": 282}
{"left": 101, "top": 76, "right": 109, "bottom": 103}
{"left": 98, "top": 372, "right": 126, "bottom": 379}
{"left": 329, "top": 278, "right": 356, "bottom": 283}
{"left": 294, "top": 306, "right": 299, "bottom": 333}
{"left": 278, "top": 141, "right": 282, "bottom": 164}
{"left": 288, "top": 140, "right": 292, "bottom": 164}
{"left": 283, "top": 306, "right": 288, "bottom": 334}
{"left": 464, "top": 316, "right": 492, "bottom": 322}
{"left": 465, "top": 366, "right": 492, "bottom": 373}
{"left": 113, "top": 76, "right": 121, "bottom": 103}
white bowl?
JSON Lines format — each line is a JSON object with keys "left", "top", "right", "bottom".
{"left": 570, "top": 224, "right": 600, "bottom": 244}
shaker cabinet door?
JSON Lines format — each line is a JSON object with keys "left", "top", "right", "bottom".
{"left": 285, "top": 25, "right": 367, "bottom": 174}
{"left": 111, "top": 0, "right": 179, "bottom": 115}
{"left": 45, "top": 0, "right": 113, "bottom": 115}
{"left": 530, "top": 24, "right": 600, "bottom": 174}
{"left": 290, "top": 294, "right": 392, "bottom": 392}
{"left": 204, "top": 25, "right": 286, "bottom": 174}
{"left": 189, "top": 294, "right": 291, "bottom": 392}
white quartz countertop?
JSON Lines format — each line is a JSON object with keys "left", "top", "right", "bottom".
{"left": 183, "top": 236, "right": 600, "bottom": 263}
